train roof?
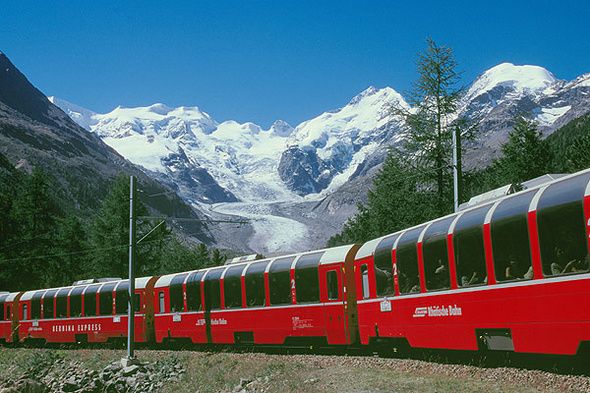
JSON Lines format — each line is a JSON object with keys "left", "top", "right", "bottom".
{"left": 356, "top": 168, "right": 590, "bottom": 259}
{"left": 19, "top": 276, "right": 154, "bottom": 301}
{"left": 5, "top": 292, "right": 19, "bottom": 302}
{"left": 155, "top": 244, "right": 357, "bottom": 288}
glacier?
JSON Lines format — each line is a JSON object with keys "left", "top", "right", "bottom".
{"left": 50, "top": 62, "right": 590, "bottom": 254}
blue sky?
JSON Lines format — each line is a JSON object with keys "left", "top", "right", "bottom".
{"left": 1, "top": 1, "right": 589, "bottom": 127}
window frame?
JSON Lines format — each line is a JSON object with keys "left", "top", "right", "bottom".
{"left": 158, "top": 291, "right": 166, "bottom": 314}
{"left": 69, "top": 286, "right": 84, "bottom": 317}
{"left": 31, "top": 291, "right": 44, "bottom": 320}
{"left": 537, "top": 174, "right": 590, "bottom": 277}
{"left": 294, "top": 252, "right": 323, "bottom": 304}
{"left": 453, "top": 205, "right": 492, "bottom": 288}
{"left": 203, "top": 268, "right": 225, "bottom": 311}
{"left": 396, "top": 226, "right": 426, "bottom": 295}
{"left": 360, "top": 264, "right": 370, "bottom": 299}
{"left": 186, "top": 271, "right": 205, "bottom": 312}
{"left": 491, "top": 191, "right": 536, "bottom": 283}
{"left": 98, "top": 282, "right": 117, "bottom": 316}
{"left": 422, "top": 217, "right": 455, "bottom": 291}
{"left": 83, "top": 285, "right": 100, "bottom": 317}
{"left": 223, "top": 265, "right": 246, "bottom": 309}
{"left": 55, "top": 288, "right": 70, "bottom": 319}
{"left": 0, "top": 294, "right": 6, "bottom": 321}
{"left": 244, "top": 261, "right": 268, "bottom": 308}
{"left": 374, "top": 234, "right": 399, "bottom": 297}
{"left": 169, "top": 273, "right": 189, "bottom": 313}
{"left": 326, "top": 269, "right": 340, "bottom": 301}
{"left": 268, "top": 257, "right": 295, "bottom": 306}
{"left": 42, "top": 289, "right": 58, "bottom": 319}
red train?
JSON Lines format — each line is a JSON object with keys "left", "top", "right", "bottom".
{"left": 1, "top": 168, "right": 590, "bottom": 357}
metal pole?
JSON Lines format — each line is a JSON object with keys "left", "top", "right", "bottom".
{"left": 127, "top": 175, "right": 136, "bottom": 360}
{"left": 452, "top": 127, "right": 459, "bottom": 212}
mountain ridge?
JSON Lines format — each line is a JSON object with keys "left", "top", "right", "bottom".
{"left": 0, "top": 52, "right": 212, "bottom": 243}
{"left": 49, "top": 62, "right": 590, "bottom": 253}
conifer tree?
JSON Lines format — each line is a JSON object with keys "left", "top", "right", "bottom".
{"left": 564, "top": 132, "right": 590, "bottom": 172}
{"left": 195, "top": 243, "right": 210, "bottom": 263}
{"left": 9, "top": 169, "right": 63, "bottom": 289}
{"left": 210, "top": 248, "right": 226, "bottom": 266}
{"left": 157, "top": 238, "right": 213, "bottom": 274}
{"left": 89, "top": 175, "right": 169, "bottom": 279}
{"left": 394, "top": 38, "right": 465, "bottom": 215}
{"left": 48, "top": 214, "right": 88, "bottom": 287}
{"left": 328, "top": 151, "right": 438, "bottom": 246}
{"left": 495, "top": 116, "right": 553, "bottom": 185}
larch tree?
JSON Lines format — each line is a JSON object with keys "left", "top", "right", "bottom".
{"left": 394, "top": 37, "right": 464, "bottom": 215}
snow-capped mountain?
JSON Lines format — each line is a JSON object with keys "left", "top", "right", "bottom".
{"left": 52, "top": 86, "right": 409, "bottom": 205}
{"left": 458, "top": 63, "right": 590, "bottom": 167}
{"left": 50, "top": 62, "right": 590, "bottom": 253}
{"left": 47, "top": 96, "right": 97, "bottom": 130}
{"left": 278, "top": 86, "right": 408, "bottom": 195}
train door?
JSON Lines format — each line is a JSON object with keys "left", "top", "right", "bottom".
{"left": 320, "top": 265, "right": 346, "bottom": 344}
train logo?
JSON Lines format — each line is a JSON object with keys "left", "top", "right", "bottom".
{"left": 413, "top": 307, "right": 428, "bottom": 318}
{"left": 413, "top": 305, "right": 462, "bottom": 318}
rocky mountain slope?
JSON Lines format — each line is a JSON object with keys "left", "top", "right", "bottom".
{"left": 459, "top": 63, "right": 590, "bottom": 167}
{"left": 0, "top": 52, "right": 211, "bottom": 242}
{"left": 51, "top": 62, "right": 590, "bottom": 253}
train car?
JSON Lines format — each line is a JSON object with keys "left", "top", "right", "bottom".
{"left": 353, "top": 169, "right": 590, "bottom": 356}
{"left": 153, "top": 245, "right": 360, "bottom": 347}
{"left": 0, "top": 292, "right": 21, "bottom": 344}
{"left": 17, "top": 277, "right": 157, "bottom": 344}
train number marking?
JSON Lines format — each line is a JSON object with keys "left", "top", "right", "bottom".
{"left": 380, "top": 299, "right": 392, "bottom": 312}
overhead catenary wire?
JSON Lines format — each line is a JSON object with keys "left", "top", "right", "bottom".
{"left": 138, "top": 216, "right": 251, "bottom": 224}
{"left": 0, "top": 236, "right": 172, "bottom": 263}
{"left": 0, "top": 232, "right": 54, "bottom": 252}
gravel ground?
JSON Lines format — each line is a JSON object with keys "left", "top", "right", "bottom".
{"left": 0, "top": 348, "right": 588, "bottom": 393}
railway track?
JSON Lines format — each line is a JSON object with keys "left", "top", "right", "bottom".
{"left": 1, "top": 347, "right": 589, "bottom": 393}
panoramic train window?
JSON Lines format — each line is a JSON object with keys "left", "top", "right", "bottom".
{"left": 42, "top": 289, "right": 57, "bottom": 319}
{"left": 31, "top": 291, "right": 43, "bottom": 319}
{"left": 84, "top": 285, "right": 100, "bottom": 316}
{"left": 204, "top": 268, "right": 225, "bottom": 310}
{"left": 360, "top": 264, "right": 370, "bottom": 299}
{"left": 224, "top": 265, "right": 245, "bottom": 309}
{"left": 327, "top": 270, "right": 339, "bottom": 300}
{"left": 396, "top": 226, "right": 426, "bottom": 294}
{"left": 245, "top": 261, "right": 268, "bottom": 307}
{"left": 170, "top": 273, "right": 188, "bottom": 313}
{"left": 55, "top": 288, "right": 70, "bottom": 318}
{"left": 537, "top": 174, "right": 590, "bottom": 277}
{"left": 269, "top": 257, "right": 295, "bottom": 305}
{"left": 454, "top": 206, "right": 491, "bottom": 287}
{"left": 374, "top": 234, "right": 399, "bottom": 297}
{"left": 492, "top": 191, "right": 535, "bottom": 282}
{"left": 186, "top": 271, "right": 204, "bottom": 312}
{"left": 0, "top": 294, "right": 7, "bottom": 321}
{"left": 0, "top": 294, "right": 5, "bottom": 321}
{"left": 423, "top": 217, "right": 455, "bottom": 291}
{"left": 115, "top": 282, "right": 128, "bottom": 314}
{"left": 114, "top": 281, "right": 140, "bottom": 314}
{"left": 69, "top": 286, "right": 84, "bottom": 317}
{"left": 295, "top": 252, "right": 323, "bottom": 303}
{"left": 99, "top": 283, "right": 117, "bottom": 316}
{"left": 22, "top": 304, "right": 27, "bottom": 321}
